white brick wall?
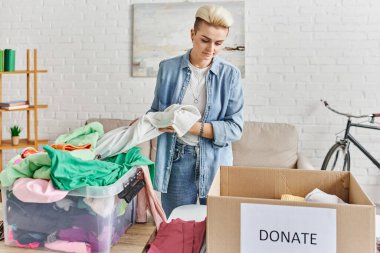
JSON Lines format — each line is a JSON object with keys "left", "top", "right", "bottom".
{"left": 1, "top": 0, "right": 380, "bottom": 201}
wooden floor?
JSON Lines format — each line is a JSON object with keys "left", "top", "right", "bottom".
{"left": 0, "top": 204, "right": 156, "bottom": 253}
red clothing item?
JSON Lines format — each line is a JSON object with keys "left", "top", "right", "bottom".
{"left": 193, "top": 218, "right": 206, "bottom": 252}
{"left": 21, "top": 147, "right": 42, "bottom": 158}
{"left": 8, "top": 229, "right": 40, "bottom": 249}
{"left": 148, "top": 218, "right": 206, "bottom": 253}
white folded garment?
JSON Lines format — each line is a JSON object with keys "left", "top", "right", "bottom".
{"left": 83, "top": 197, "right": 115, "bottom": 218}
{"left": 305, "top": 188, "right": 346, "bottom": 204}
{"left": 94, "top": 104, "right": 201, "bottom": 159}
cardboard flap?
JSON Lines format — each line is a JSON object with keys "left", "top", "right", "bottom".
{"left": 209, "top": 168, "right": 221, "bottom": 196}
{"left": 349, "top": 174, "right": 375, "bottom": 205}
{"left": 219, "top": 166, "right": 351, "bottom": 202}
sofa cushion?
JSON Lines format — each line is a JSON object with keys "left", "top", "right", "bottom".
{"left": 86, "top": 118, "right": 130, "bottom": 133}
{"left": 232, "top": 122, "right": 298, "bottom": 168}
{"left": 150, "top": 137, "right": 157, "bottom": 163}
{"left": 86, "top": 118, "right": 151, "bottom": 159}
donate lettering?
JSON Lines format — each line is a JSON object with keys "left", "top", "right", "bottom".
{"left": 259, "top": 229, "right": 317, "bottom": 245}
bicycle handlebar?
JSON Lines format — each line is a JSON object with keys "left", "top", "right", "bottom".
{"left": 321, "top": 100, "right": 378, "bottom": 119}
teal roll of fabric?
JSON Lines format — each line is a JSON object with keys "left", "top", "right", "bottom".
{"left": 4, "top": 49, "right": 16, "bottom": 71}
{"left": 0, "top": 50, "right": 3, "bottom": 72}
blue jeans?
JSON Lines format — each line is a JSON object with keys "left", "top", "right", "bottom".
{"left": 161, "top": 141, "right": 207, "bottom": 217}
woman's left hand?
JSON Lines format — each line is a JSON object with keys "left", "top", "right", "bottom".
{"left": 158, "top": 126, "right": 176, "bottom": 133}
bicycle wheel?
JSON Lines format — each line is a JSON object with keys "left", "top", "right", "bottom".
{"left": 321, "top": 143, "right": 351, "bottom": 171}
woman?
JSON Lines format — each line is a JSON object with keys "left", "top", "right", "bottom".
{"left": 149, "top": 5, "right": 244, "bottom": 217}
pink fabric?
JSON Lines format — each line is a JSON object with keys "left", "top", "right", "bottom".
{"left": 13, "top": 178, "right": 69, "bottom": 203}
{"left": 45, "top": 240, "right": 91, "bottom": 253}
{"left": 9, "top": 229, "right": 40, "bottom": 249}
{"left": 148, "top": 218, "right": 206, "bottom": 253}
{"left": 136, "top": 166, "right": 167, "bottom": 230}
{"left": 136, "top": 185, "right": 148, "bottom": 222}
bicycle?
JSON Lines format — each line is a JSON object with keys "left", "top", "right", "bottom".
{"left": 321, "top": 100, "right": 380, "bottom": 171}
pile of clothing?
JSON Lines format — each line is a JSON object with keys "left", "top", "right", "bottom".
{"left": 0, "top": 122, "right": 163, "bottom": 253}
{"left": 0, "top": 122, "right": 155, "bottom": 190}
{"left": 5, "top": 190, "right": 135, "bottom": 252}
{"left": 0, "top": 105, "right": 204, "bottom": 252}
{"left": 280, "top": 188, "right": 346, "bottom": 204}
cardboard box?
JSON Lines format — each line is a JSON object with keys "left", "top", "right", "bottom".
{"left": 207, "top": 166, "right": 376, "bottom": 253}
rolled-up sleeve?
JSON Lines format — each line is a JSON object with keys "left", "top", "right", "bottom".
{"left": 210, "top": 70, "right": 244, "bottom": 147}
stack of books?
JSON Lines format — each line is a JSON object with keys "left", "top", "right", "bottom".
{"left": 0, "top": 100, "right": 29, "bottom": 110}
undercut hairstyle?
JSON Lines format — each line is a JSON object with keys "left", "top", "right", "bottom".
{"left": 194, "top": 5, "right": 234, "bottom": 32}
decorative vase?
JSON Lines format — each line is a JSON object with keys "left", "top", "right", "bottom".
{"left": 11, "top": 136, "right": 19, "bottom": 146}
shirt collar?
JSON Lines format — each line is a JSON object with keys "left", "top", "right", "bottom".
{"left": 181, "top": 49, "right": 221, "bottom": 76}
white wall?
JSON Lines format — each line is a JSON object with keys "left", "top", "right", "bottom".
{"left": 1, "top": 0, "right": 380, "bottom": 200}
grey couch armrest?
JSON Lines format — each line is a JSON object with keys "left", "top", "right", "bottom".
{"left": 297, "top": 153, "right": 315, "bottom": 170}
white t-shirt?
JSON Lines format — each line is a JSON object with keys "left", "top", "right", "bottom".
{"left": 178, "top": 63, "right": 209, "bottom": 146}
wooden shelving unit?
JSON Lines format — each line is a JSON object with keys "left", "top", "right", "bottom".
{"left": 0, "top": 49, "right": 48, "bottom": 171}
{"left": 0, "top": 105, "right": 48, "bottom": 112}
{"left": 0, "top": 139, "right": 49, "bottom": 150}
{"left": 0, "top": 70, "right": 48, "bottom": 74}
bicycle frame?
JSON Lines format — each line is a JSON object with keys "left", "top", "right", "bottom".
{"left": 341, "top": 118, "right": 380, "bottom": 169}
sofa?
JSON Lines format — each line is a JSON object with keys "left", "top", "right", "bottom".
{"left": 232, "top": 122, "right": 314, "bottom": 169}
{"left": 86, "top": 119, "right": 314, "bottom": 170}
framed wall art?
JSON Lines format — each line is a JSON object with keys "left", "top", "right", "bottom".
{"left": 133, "top": 2, "right": 245, "bottom": 77}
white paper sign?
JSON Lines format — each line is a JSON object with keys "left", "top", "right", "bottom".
{"left": 241, "top": 203, "right": 336, "bottom": 253}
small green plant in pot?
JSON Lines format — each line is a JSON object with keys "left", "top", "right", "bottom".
{"left": 10, "top": 125, "right": 22, "bottom": 145}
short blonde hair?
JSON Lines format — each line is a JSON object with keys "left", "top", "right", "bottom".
{"left": 194, "top": 5, "right": 234, "bottom": 30}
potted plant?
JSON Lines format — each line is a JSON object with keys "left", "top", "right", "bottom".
{"left": 10, "top": 125, "right": 22, "bottom": 145}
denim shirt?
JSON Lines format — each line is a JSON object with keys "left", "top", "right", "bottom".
{"left": 149, "top": 50, "right": 244, "bottom": 197}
